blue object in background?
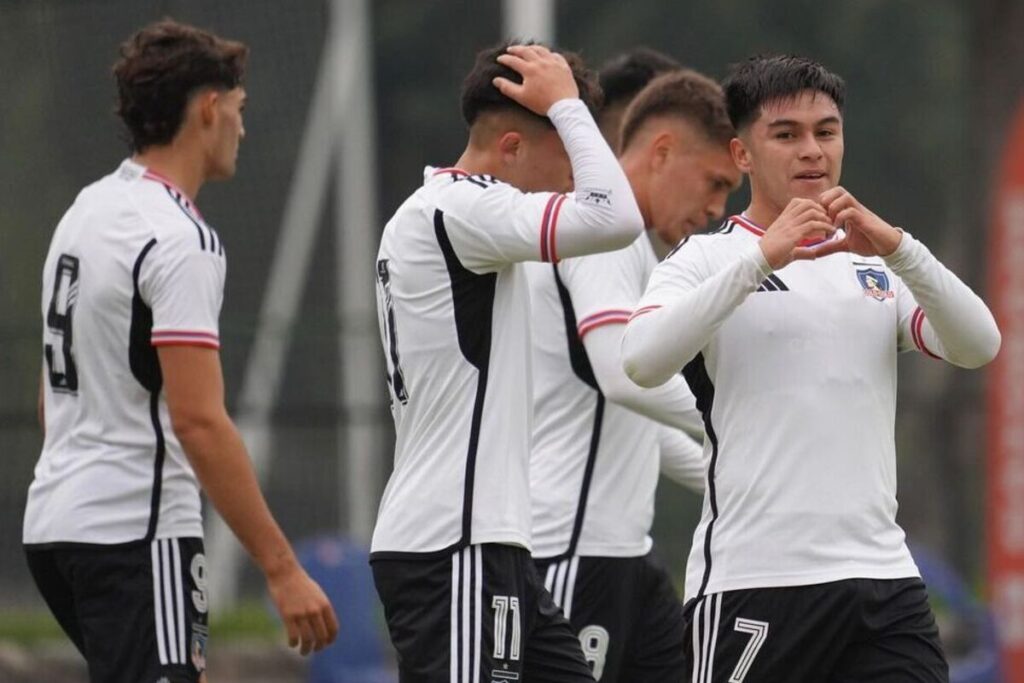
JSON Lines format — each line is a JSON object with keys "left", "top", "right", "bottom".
{"left": 295, "top": 536, "right": 397, "bottom": 683}
{"left": 912, "top": 544, "right": 1002, "bottom": 683}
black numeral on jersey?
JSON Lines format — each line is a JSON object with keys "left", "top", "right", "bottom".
{"left": 44, "top": 254, "right": 80, "bottom": 393}
{"left": 376, "top": 259, "right": 408, "bottom": 404}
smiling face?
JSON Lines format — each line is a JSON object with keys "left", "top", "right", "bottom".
{"left": 731, "top": 89, "right": 844, "bottom": 218}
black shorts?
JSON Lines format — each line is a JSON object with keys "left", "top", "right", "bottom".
{"left": 685, "top": 578, "right": 949, "bottom": 683}
{"left": 25, "top": 537, "right": 209, "bottom": 683}
{"left": 371, "top": 543, "right": 595, "bottom": 683}
{"left": 534, "top": 551, "right": 686, "bottom": 683}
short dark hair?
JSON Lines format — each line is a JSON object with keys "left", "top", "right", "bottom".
{"left": 598, "top": 47, "right": 681, "bottom": 111}
{"left": 620, "top": 69, "right": 734, "bottom": 150}
{"left": 460, "top": 42, "right": 602, "bottom": 128}
{"left": 113, "top": 18, "right": 248, "bottom": 152}
{"left": 723, "top": 54, "right": 845, "bottom": 131}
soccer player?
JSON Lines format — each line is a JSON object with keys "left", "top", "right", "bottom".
{"left": 23, "top": 19, "right": 337, "bottom": 683}
{"left": 596, "top": 47, "right": 681, "bottom": 151}
{"left": 527, "top": 69, "right": 740, "bottom": 683}
{"left": 369, "top": 44, "right": 644, "bottom": 683}
{"left": 622, "top": 55, "right": 1001, "bottom": 682}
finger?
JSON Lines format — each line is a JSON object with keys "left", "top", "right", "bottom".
{"left": 818, "top": 185, "right": 848, "bottom": 209}
{"left": 492, "top": 77, "right": 524, "bottom": 99}
{"left": 323, "top": 604, "right": 340, "bottom": 643}
{"left": 801, "top": 219, "right": 837, "bottom": 237}
{"left": 284, "top": 615, "right": 300, "bottom": 648}
{"left": 495, "top": 53, "right": 529, "bottom": 74}
{"left": 834, "top": 207, "right": 860, "bottom": 229}
{"left": 807, "top": 236, "right": 850, "bottom": 259}
{"left": 310, "top": 610, "right": 330, "bottom": 651}
{"left": 504, "top": 44, "right": 534, "bottom": 57}
{"left": 298, "top": 618, "right": 316, "bottom": 656}
{"left": 823, "top": 194, "right": 856, "bottom": 222}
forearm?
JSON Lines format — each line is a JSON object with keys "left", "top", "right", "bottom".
{"left": 548, "top": 99, "right": 644, "bottom": 256}
{"left": 659, "top": 427, "right": 706, "bottom": 494}
{"left": 585, "top": 324, "right": 703, "bottom": 437}
{"left": 885, "top": 233, "right": 1001, "bottom": 368}
{"left": 623, "top": 241, "right": 771, "bottom": 387}
{"left": 177, "top": 415, "right": 298, "bottom": 578}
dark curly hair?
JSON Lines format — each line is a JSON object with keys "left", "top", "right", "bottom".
{"left": 113, "top": 18, "right": 248, "bottom": 152}
{"left": 460, "top": 41, "right": 602, "bottom": 129}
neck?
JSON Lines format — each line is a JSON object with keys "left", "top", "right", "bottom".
{"left": 453, "top": 145, "right": 501, "bottom": 180}
{"left": 133, "top": 142, "right": 206, "bottom": 201}
{"left": 743, "top": 194, "right": 783, "bottom": 228}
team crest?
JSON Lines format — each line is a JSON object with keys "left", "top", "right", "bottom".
{"left": 856, "top": 268, "right": 894, "bottom": 301}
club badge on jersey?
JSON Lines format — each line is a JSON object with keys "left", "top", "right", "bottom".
{"left": 856, "top": 268, "right": 895, "bottom": 301}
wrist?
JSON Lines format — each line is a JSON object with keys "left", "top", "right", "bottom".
{"left": 259, "top": 546, "right": 301, "bottom": 581}
{"left": 878, "top": 226, "right": 904, "bottom": 257}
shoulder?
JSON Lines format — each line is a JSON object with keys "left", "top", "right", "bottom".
{"left": 131, "top": 181, "right": 224, "bottom": 257}
{"left": 664, "top": 218, "right": 749, "bottom": 262}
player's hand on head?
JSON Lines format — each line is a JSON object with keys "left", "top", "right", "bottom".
{"left": 758, "top": 197, "right": 836, "bottom": 269}
{"left": 810, "top": 187, "right": 903, "bottom": 259}
{"left": 266, "top": 562, "right": 339, "bottom": 655}
{"left": 493, "top": 44, "right": 579, "bottom": 116}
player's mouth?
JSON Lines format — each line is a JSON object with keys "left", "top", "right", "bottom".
{"left": 793, "top": 171, "right": 827, "bottom": 182}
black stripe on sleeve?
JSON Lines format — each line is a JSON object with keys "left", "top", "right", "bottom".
{"left": 164, "top": 186, "right": 206, "bottom": 251}
{"left": 434, "top": 209, "right": 498, "bottom": 548}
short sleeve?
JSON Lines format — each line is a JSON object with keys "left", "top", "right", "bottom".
{"left": 138, "top": 229, "right": 226, "bottom": 349}
{"left": 560, "top": 234, "right": 648, "bottom": 338}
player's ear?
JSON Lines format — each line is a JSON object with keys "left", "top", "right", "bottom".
{"left": 648, "top": 130, "right": 672, "bottom": 175}
{"left": 195, "top": 89, "right": 219, "bottom": 127}
{"left": 497, "top": 131, "right": 522, "bottom": 164}
{"left": 730, "top": 136, "right": 752, "bottom": 174}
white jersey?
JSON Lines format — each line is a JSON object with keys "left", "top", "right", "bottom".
{"left": 24, "top": 159, "right": 225, "bottom": 546}
{"left": 527, "top": 234, "right": 663, "bottom": 559}
{"left": 370, "top": 99, "right": 645, "bottom": 557}
{"left": 624, "top": 214, "right": 1001, "bottom": 601}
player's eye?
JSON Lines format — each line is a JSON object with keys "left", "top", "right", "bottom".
{"left": 774, "top": 131, "right": 794, "bottom": 140}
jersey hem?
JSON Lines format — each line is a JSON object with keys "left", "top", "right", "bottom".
{"left": 686, "top": 564, "right": 921, "bottom": 601}
{"left": 370, "top": 530, "right": 532, "bottom": 560}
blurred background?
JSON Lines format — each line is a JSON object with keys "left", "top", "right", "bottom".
{"left": 1, "top": 0, "right": 1022, "bottom": 681}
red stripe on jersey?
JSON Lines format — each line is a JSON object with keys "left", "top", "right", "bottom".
{"left": 911, "top": 307, "right": 942, "bottom": 360}
{"left": 142, "top": 171, "right": 205, "bottom": 220}
{"left": 578, "top": 309, "right": 634, "bottom": 328}
{"left": 548, "top": 195, "right": 567, "bottom": 263}
{"left": 432, "top": 167, "right": 469, "bottom": 177}
{"left": 539, "top": 194, "right": 559, "bottom": 262}
{"left": 152, "top": 329, "right": 219, "bottom": 341}
{"left": 732, "top": 213, "right": 831, "bottom": 246}
{"left": 578, "top": 311, "right": 631, "bottom": 337}
{"left": 730, "top": 214, "right": 765, "bottom": 237}
{"left": 152, "top": 339, "right": 220, "bottom": 350}
{"left": 628, "top": 304, "right": 662, "bottom": 321}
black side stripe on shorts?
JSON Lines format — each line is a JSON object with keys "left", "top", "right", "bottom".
{"left": 435, "top": 210, "right": 498, "bottom": 549}
{"left": 683, "top": 353, "right": 719, "bottom": 600}
{"left": 451, "top": 545, "right": 483, "bottom": 683}
{"left": 690, "top": 593, "right": 723, "bottom": 683}
{"left": 151, "top": 538, "right": 187, "bottom": 666}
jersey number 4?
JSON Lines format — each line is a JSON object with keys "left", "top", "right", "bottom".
{"left": 44, "top": 254, "right": 80, "bottom": 393}
{"left": 375, "top": 259, "right": 408, "bottom": 404}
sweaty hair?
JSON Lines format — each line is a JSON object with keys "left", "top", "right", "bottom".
{"left": 113, "top": 18, "right": 248, "bottom": 152}
{"left": 723, "top": 54, "right": 845, "bottom": 131}
{"left": 598, "top": 47, "right": 681, "bottom": 111}
{"left": 620, "top": 69, "right": 734, "bottom": 150}
{"left": 460, "top": 41, "right": 602, "bottom": 129}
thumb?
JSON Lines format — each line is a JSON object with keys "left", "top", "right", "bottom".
{"left": 807, "top": 236, "right": 849, "bottom": 259}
